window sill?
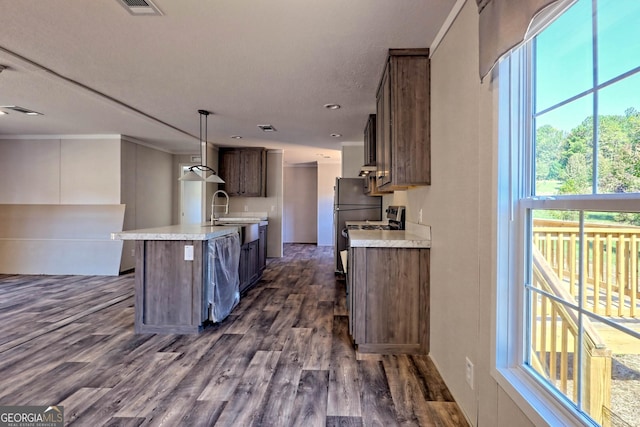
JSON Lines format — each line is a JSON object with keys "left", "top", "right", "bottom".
{"left": 492, "top": 366, "right": 598, "bottom": 427}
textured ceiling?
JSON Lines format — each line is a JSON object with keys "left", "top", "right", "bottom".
{"left": 0, "top": 0, "right": 455, "bottom": 164}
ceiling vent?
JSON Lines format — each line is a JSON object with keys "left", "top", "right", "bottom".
{"left": 258, "top": 124, "right": 277, "bottom": 132}
{"left": 117, "top": 0, "right": 163, "bottom": 16}
{"left": 0, "top": 105, "right": 43, "bottom": 115}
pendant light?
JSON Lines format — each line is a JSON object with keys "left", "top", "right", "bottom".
{"left": 178, "top": 110, "right": 225, "bottom": 183}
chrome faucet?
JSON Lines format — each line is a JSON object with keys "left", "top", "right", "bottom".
{"left": 211, "top": 190, "right": 229, "bottom": 223}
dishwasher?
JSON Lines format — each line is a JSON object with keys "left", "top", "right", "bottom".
{"left": 205, "top": 233, "right": 241, "bottom": 323}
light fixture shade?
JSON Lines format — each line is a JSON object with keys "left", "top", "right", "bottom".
{"left": 205, "top": 174, "right": 225, "bottom": 183}
{"left": 178, "top": 170, "right": 204, "bottom": 181}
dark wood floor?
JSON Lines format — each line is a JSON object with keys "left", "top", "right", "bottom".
{"left": 0, "top": 244, "right": 468, "bottom": 426}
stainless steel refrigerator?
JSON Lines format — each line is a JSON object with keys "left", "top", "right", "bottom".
{"left": 334, "top": 177, "right": 382, "bottom": 273}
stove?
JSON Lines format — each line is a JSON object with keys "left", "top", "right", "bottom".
{"left": 351, "top": 224, "right": 392, "bottom": 231}
{"left": 343, "top": 205, "right": 405, "bottom": 237}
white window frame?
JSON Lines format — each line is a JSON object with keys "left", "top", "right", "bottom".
{"left": 494, "top": 1, "right": 640, "bottom": 425}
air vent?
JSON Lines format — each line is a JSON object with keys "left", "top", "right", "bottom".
{"left": 258, "top": 124, "right": 277, "bottom": 132}
{"left": 0, "top": 105, "right": 43, "bottom": 115}
{"left": 117, "top": 0, "right": 163, "bottom": 15}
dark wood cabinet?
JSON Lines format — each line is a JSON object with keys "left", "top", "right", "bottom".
{"left": 134, "top": 239, "right": 208, "bottom": 334}
{"left": 363, "top": 114, "right": 391, "bottom": 196}
{"left": 219, "top": 147, "right": 267, "bottom": 197}
{"left": 376, "top": 49, "right": 430, "bottom": 191}
{"left": 239, "top": 224, "right": 268, "bottom": 294}
{"left": 364, "top": 114, "right": 376, "bottom": 166}
{"left": 348, "top": 246, "right": 429, "bottom": 354}
{"left": 239, "top": 240, "right": 259, "bottom": 294}
{"left": 258, "top": 225, "right": 267, "bottom": 273}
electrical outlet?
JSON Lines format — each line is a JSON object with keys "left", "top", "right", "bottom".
{"left": 184, "top": 245, "right": 194, "bottom": 261}
{"left": 418, "top": 209, "right": 423, "bottom": 224}
{"left": 244, "top": 205, "right": 249, "bottom": 212}
{"left": 465, "top": 357, "right": 474, "bottom": 389}
{"left": 130, "top": 248, "right": 135, "bottom": 257}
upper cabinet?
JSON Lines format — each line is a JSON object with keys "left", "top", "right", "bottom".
{"left": 364, "top": 114, "right": 376, "bottom": 166}
{"left": 219, "top": 147, "right": 267, "bottom": 197}
{"left": 376, "top": 48, "right": 430, "bottom": 191}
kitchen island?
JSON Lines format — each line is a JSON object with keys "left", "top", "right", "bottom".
{"left": 112, "top": 224, "right": 239, "bottom": 334}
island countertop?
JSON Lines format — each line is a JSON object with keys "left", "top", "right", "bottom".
{"left": 111, "top": 224, "right": 238, "bottom": 241}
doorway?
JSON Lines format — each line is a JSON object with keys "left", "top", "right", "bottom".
{"left": 179, "top": 164, "right": 202, "bottom": 224}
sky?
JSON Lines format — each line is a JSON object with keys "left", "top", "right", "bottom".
{"left": 534, "top": 0, "right": 640, "bottom": 131}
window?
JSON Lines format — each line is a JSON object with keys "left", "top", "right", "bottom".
{"left": 497, "top": 1, "right": 640, "bottom": 425}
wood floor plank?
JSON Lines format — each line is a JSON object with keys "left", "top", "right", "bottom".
{"left": 59, "top": 387, "right": 112, "bottom": 425}
{"left": 301, "top": 300, "right": 334, "bottom": 370}
{"left": 383, "top": 354, "right": 435, "bottom": 426}
{"left": 411, "top": 355, "right": 456, "bottom": 402}
{"left": 0, "top": 244, "right": 468, "bottom": 426}
{"left": 359, "top": 359, "right": 399, "bottom": 426}
{"left": 426, "top": 402, "right": 469, "bottom": 427}
{"left": 214, "top": 350, "right": 282, "bottom": 426}
{"left": 178, "top": 400, "right": 227, "bottom": 427}
{"left": 327, "top": 315, "right": 362, "bottom": 417}
{"left": 326, "top": 415, "right": 364, "bottom": 426}
{"left": 197, "top": 310, "right": 278, "bottom": 401}
{"left": 290, "top": 370, "right": 329, "bottom": 427}
{"left": 255, "top": 328, "right": 313, "bottom": 426}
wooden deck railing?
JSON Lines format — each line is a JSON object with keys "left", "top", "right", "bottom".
{"left": 531, "top": 246, "right": 612, "bottom": 425}
{"left": 533, "top": 218, "right": 640, "bottom": 318}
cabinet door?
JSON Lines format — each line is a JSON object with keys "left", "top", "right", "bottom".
{"left": 239, "top": 244, "right": 249, "bottom": 293}
{"left": 347, "top": 248, "right": 354, "bottom": 338}
{"left": 248, "top": 240, "right": 260, "bottom": 285}
{"left": 258, "top": 225, "right": 267, "bottom": 272}
{"left": 376, "top": 63, "right": 392, "bottom": 188}
{"left": 391, "top": 54, "right": 430, "bottom": 186}
{"left": 241, "top": 150, "right": 264, "bottom": 196}
{"left": 364, "top": 114, "right": 376, "bottom": 166}
{"left": 220, "top": 150, "right": 242, "bottom": 196}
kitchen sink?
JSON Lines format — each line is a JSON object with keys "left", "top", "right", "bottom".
{"left": 210, "top": 222, "right": 259, "bottom": 244}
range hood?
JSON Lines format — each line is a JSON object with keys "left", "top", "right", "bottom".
{"left": 358, "top": 165, "right": 376, "bottom": 177}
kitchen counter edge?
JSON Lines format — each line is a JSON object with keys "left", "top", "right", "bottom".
{"left": 111, "top": 224, "right": 239, "bottom": 241}
{"left": 348, "top": 229, "right": 431, "bottom": 248}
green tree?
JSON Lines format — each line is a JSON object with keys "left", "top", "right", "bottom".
{"left": 535, "top": 124, "right": 565, "bottom": 180}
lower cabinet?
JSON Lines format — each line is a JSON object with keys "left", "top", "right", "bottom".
{"left": 258, "top": 225, "right": 267, "bottom": 273}
{"left": 239, "top": 224, "right": 268, "bottom": 294}
{"left": 134, "top": 239, "right": 208, "bottom": 334}
{"left": 348, "top": 246, "right": 430, "bottom": 354}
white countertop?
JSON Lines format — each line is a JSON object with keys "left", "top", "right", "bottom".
{"left": 111, "top": 224, "right": 239, "bottom": 241}
{"left": 348, "top": 229, "right": 431, "bottom": 248}
{"left": 347, "top": 222, "right": 431, "bottom": 248}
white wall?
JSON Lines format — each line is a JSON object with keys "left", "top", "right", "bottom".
{"left": 0, "top": 136, "right": 125, "bottom": 275}
{"left": 317, "top": 162, "right": 341, "bottom": 246}
{"left": 283, "top": 165, "right": 318, "bottom": 243}
{"left": 228, "top": 150, "right": 284, "bottom": 258}
{"left": 341, "top": 143, "right": 364, "bottom": 178}
{"left": 120, "top": 138, "right": 174, "bottom": 271}
{"left": 0, "top": 137, "right": 121, "bottom": 204}
{"left": 384, "top": 2, "right": 535, "bottom": 426}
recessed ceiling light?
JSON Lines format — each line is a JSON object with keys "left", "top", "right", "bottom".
{"left": 324, "top": 103, "right": 341, "bottom": 110}
{"left": 330, "top": 133, "right": 342, "bottom": 138}
{"left": 231, "top": 135, "right": 243, "bottom": 139}
{"left": 0, "top": 105, "right": 43, "bottom": 115}
{"left": 0, "top": 111, "right": 7, "bottom": 115}
{"left": 258, "top": 124, "right": 277, "bottom": 132}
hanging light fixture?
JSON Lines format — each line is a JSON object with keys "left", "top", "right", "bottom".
{"left": 178, "top": 110, "right": 225, "bottom": 183}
